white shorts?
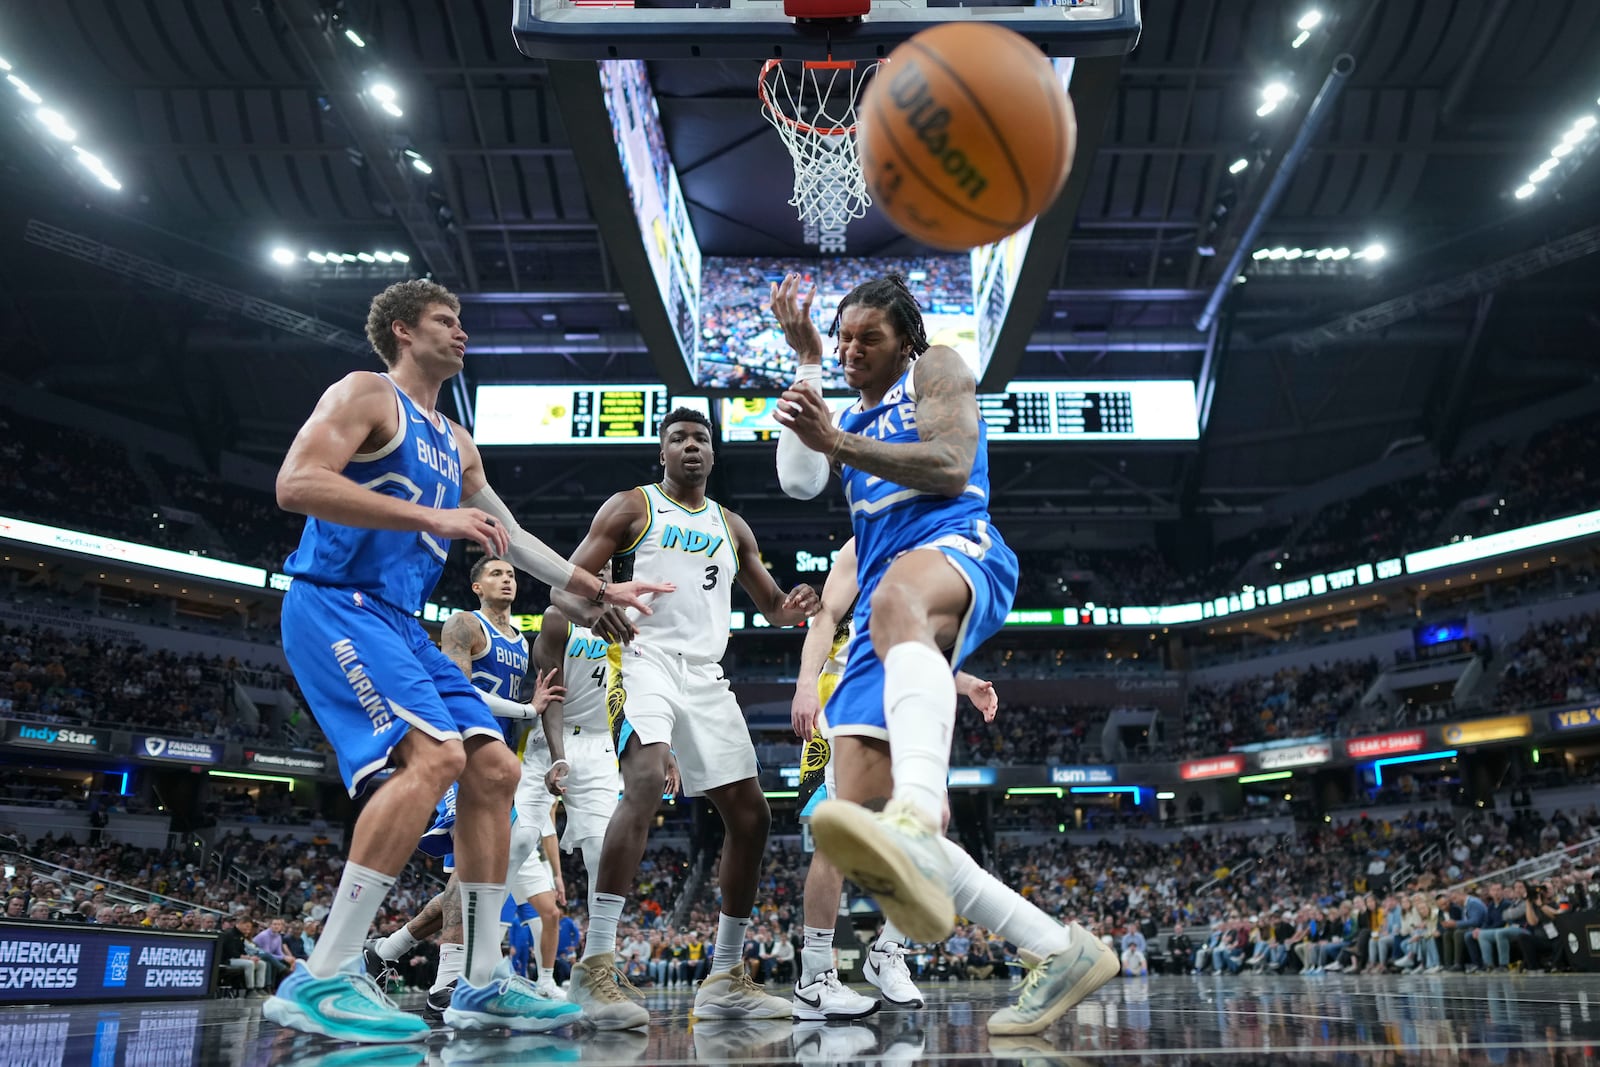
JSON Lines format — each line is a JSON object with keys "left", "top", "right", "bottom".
{"left": 516, "top": 749, "right": 557, "bottom": 839}
{"left": 609, "top": 643, "right": 757, "bottom": 797}
{"left": 555, "top": 727, "right": 622, "bottom": 852}
{"left": 512, "top": 841, "right": 556, "bottom": 901}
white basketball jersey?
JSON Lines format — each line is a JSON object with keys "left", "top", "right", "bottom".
{"left": 561, "top": 624, "right": 611, "bottom": 730}
{"left": 620, "top": 483, "right": 736, "bottom": 663}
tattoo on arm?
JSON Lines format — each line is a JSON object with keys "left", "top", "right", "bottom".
{"left": 830, "top": 349, "right": 979, "bottom": 497}
{"left": 440, "top": 613, "right": 481, "bottom": 677}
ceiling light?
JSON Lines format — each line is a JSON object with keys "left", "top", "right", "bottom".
{"left": 1561, "top": 127, "right": 1589, "bottom": 145}
{"left": 1285, "top": 248, "right": 1304, "bottom": 260}
{"left": 325, "top": 251, "right": 341, "bottom": 262}
{"left": 380, "top": 101, "right": 403, "bottom": 118}
{"left": 411, "top": 158, "right": 433, "bottom": 174}
{"left": 1331, "top": 247, "right": 1350, "bottom": 260}
{"left": 1514, "top": 183, "right": 1536, "bottom": 199}
{"left": 356, "top": 252, "right": 376, "bottom": 263}
{"left": 1262, "top": 82, "right": 1290, "bottom": 104}
{"left": 1552, "top": 142, "right": 1574, "bottom": 159}
{"left": 35, "top": 107, "right": 75, "bottom": 141}
{"left": 393, "top": 252, "right": 410, "bottom": 263}
{"left": 0, "top": 56, "right": 11, "bottom": 71}
{"left": 307, "top": 252, "right": 327, "bottom": 264}
{"left": 1315, "top": 248, "right": 1334, "bottom": 260}
{"left": 1576, "top": 116, "right": 1598, "bottom": 133}
{"left": 1291, "top": 31, "right": 1311, "bottom": 48}
{"left": 1229, "top": 157, "right": 1249, "bottom": 174}
{"left": 374, "top": 251, "right": 393, "bottom": 262}
{"left": 270, "top": 247, "right": 295, "bottom": 266}
{"left": 340, "top": 253, "right": 358, "bottom": 262}
{"left": 344, "top": 29, "right": 366, "bottom": 47}
{"left": 7, "top": 74, "right": 42, "bottom": 105}
{"left": 369, "top": 83, "right": 397, "bottom": 104}
{"left": 71, "top": 146, "right": 121, "bottom": 190}
{"left": 1357, "top": 243, "right": 1385, "bottom": 260}
{"left": 1268, "top": 247, "right": 1287, "bottom": 260}
{"left": 1297, "top": 10, "right": 1323, "bottom": 30}
{"left": 1252, "top": 248, "right": 1271, "bottom": 260}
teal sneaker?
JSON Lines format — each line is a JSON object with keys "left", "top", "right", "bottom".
{"left": 262, "top": 956, "right": 431, "bottom": 1044}
{"left": 444, "top": 959, "right": 585, "bottom": 1033}
{"left": 986, "top": 929, "right": 1120, "bottom": 1036}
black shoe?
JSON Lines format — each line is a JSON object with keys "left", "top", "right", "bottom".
{"left": 424, "top": 981, "right": 456, "bottom": 1022}
{"left": 362, "top": 939, "right": 396, "bottom": 984}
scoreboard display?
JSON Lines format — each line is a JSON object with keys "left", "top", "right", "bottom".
{"left": 475, "top": 385, "right": 710, "bottom": 446}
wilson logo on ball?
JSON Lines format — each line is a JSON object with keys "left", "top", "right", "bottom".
{"left": 884, "top": 64, "right": 989, "bottom": 202}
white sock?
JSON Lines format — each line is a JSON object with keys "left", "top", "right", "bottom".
{"left": 306, "top": 862, "right": 395, "bottom": 979}
{"left": 801, "top": 926, "right": 835, "bottom": 983}
{"left": 711, "top": 913, "right": 751, "bottom": 975}
{"left": 938, "top": 835, "right": 1070, "bottom": 957}
{"left": 375, "top": 925, "right": 418, "bottom": 962}
{"left": 530, "top": 915, "right": 547, "bottom": 972}
{"left": 433, "top": 943, "right": 464, "bottom": 992}
{"left": 460, "top": 882, "right": 508, "bottom": 986}
{"left": 875, "top": 919, "right": 908, "bottom": 951}
{"left": 583, "top": 892, "right": 625, "bottom": 962}
{"left": 882, "top": 643, "right": 956, "bottom": 826}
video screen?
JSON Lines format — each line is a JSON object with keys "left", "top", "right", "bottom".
{"left": 694, "top": 255, "right": 976, "bottom": 391}
{"left": 598, "top": 60, "right": 702, "bottom": 368}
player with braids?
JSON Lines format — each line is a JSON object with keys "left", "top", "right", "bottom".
{"left": 769, "top": 271, "right": 1119, "bottom": 1037}
{"left": 826, "top": 274, "right": 930, "bottom": 359}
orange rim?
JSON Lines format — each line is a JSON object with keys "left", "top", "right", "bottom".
{"left": 758, "top": 58, "right": 876, "bottom": 137}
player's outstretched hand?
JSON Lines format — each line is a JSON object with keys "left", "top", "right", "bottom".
{"left": 530, "top": 668, "right": 566, "bottom": 714}
{"left": 775, "top": 385, "right": 840, "bottom": 456}
{"left": 545, "top": 759, "right": 569, "bottom": 797}
{"left": 606, "top": 580, "right": 675, "bottom": 613}
{"left": 791, "top": 687, "right": 822, "bottom": 740}
{"left": 431, "top": 507, "right": 511, "bottom": 558}
{"left": 962, "top": 676, "right": 999, "bottom": 723}
{"left": 782, "top": 584, "right": 821, "bottom": 619}
{"left": 769, "top": 272, "right": 824, "bottom": 364}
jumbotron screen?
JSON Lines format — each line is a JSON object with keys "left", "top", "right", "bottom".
{"left": 695, "top": 255, "right": 976, "bottom": 391}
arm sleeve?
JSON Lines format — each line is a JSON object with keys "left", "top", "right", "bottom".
{"left": 479, "top": 690, "right": 536, "bottom": 720}
{"left": 460, "top": 484, "right": 578, "bottom": 591}
{"left": 776, "top": 364, "right": 832, "bottom": 500}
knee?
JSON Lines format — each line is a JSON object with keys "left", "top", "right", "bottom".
{"left": 414, "top": 739, "right": 466, "bottom": 790}
{"left": 468, "top": 743, "right": 521, "bottom": 797}
{"left": 725, "top": 794, "right": 771, "bottom": 840}
{"left": 536, "top": 898, "right": 559, "bottom": 925}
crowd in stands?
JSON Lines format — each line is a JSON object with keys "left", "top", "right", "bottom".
{"left": 151, "top": 458, "right": 304, "bottom": 573}
{"left": 1181, "top": 659, "right": 1382, "bottom": 757}
{"left": 696, "top": 255, "right": 972, "bottom": 390}
{"left": 1495, "top": 611, "right": 1599, "bottom": 711}
{"left": 0, "top": 621, "right": 288, "bottom": 743}
{"left": 1453, "top": 420, "right": 1600, "bottom": 542}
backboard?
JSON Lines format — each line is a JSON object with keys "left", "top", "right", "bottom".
{"left": 513, "top": 0, "right": 1141, "bottom": 62}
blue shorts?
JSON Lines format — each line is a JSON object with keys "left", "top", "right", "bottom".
{"left": 825, "top": 529, "right": 1018, "bottom": 742}
{"left": 282, "top": 581, "right": 502, "bottom": 796}
{"left": 421, "top": 783, "right": 519, "bottom": 872}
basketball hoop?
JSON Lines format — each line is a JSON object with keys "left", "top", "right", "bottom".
{"left": 758, "top": 58, "right": 882, "bottom": 235}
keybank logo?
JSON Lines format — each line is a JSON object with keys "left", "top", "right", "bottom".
{"left": 17, "top": 724, "right": 99, "bottom": 747}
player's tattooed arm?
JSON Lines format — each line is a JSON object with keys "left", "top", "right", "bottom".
{"left": 784, "top": 347, "right": 979, "bottom": 497}
{"left": 440, "top": 611, "right": 484, "bottom": 678}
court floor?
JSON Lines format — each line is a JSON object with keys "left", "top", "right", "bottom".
{"left": 2, "top": 973, "right": 1597, "bottom": 1066}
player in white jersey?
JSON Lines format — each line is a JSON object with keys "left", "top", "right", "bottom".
{"left": 550, "top": 408, "right": 821, "bottom": 1029}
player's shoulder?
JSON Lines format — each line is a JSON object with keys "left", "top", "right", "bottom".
{"left": 539, "top": 603, "right": 571, "bottom": 635}
{"left": 910, "top": 346, "right": 975, "bottom": 395}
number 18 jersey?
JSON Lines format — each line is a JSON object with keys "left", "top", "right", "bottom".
{"left": 616, "top": 483, "right": 736, "bottom": 664}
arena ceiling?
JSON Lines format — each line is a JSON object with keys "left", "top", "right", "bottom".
{"left": 0, "top": 0, "right": 1597, "bottom": 549}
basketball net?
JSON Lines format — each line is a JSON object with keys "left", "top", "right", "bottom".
{"left": 758, "top": 59, "right": 882, "bottom": 235}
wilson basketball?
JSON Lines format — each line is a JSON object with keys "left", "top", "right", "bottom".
{"left": 858, "top": 23, "right": 1077, "bottom": 250}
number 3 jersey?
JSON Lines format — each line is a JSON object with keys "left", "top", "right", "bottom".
{"left": 615, "top": 483, "right": 737, "bottom": 664}
{"left": 284, "top": 374, "right": 462, "bottom": 613}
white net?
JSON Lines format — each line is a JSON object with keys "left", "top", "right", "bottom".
{"left": 759, "top": 59, "right": 882, "bottom": 235}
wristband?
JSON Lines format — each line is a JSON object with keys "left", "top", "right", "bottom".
{"left": 796, "top": 363, "right": 823, "bottom": 384}
{"left": 548, "top": 759, "right": 570, "bottom": 773}
{"left": 590, "top": 579, "right": 607, "bottom": 607}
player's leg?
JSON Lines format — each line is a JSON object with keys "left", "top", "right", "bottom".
{"left": 365, "top": 886, "right": 447, "bottom": 983}
{"left": 429, "top": 873, "right": 465, "bottom": 1016}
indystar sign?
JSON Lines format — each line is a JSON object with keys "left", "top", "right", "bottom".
{"left": 6, "top": 722, "right": 103, "bottom": 752}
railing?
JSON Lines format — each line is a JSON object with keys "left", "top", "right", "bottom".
{"left": 0, "top": 849, "right": 229, "bottom": 917}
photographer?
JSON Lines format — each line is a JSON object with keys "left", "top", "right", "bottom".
{"left": 1519, "top": 881, "right": 1564, "bottom": 972}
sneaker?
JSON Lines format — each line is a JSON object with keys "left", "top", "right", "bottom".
{"left": 362, "top": 939, "right": 398, "bottom": 988}
{"left": 792, "top": 1021, "right": 878, "bottom": 1065}
{"left": 693, "top": 966, "right": 795, "bottom": 1020}
{"left": 568, "top": 958, "right": 650, "bottom": 1030}
{"left": 1325, "top": 962, "right": 1343, "bottom": 973}
{"left": 863, "top": 943, "right": 924, "bottom": 1008}
{"left": 615, "top": 968, "right": 647, "bottom": 1002}
{"left": 532, "top": 974, "right": 567, "bottom": 1000}
{"left": 262, "top": 956, "right": 430, "bottom": 1044}
{"left": 424, "top": 982, "right": 455, "bottom": 1022}
{"left": 986, "top": 927, "right": 1119, "bottom": 1037}
{"left": 811, "top": 798, "right": 955, "bottom": 945}
{"left": 444, "top": 958, "right": 584, "bottom": 1033}
{"left": 792, "top": 969, "right": 879, "bottom": 1022}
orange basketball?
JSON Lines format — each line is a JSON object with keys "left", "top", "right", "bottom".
{"left": 858, "top": 22, "right": 1077, "bottom": 251}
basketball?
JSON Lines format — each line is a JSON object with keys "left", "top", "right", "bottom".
{"left": 858, "top": 22, "right": 1077, "bottom": 250}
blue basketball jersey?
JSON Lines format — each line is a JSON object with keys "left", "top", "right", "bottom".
{"left": 835, "top": 362, "right": 1004, "bottom": 585}
{"left": 470, "top": 610, "right": 530, "bottom": 747}
{"left": 284, "top": 375, "right": 463, "bottom": 613}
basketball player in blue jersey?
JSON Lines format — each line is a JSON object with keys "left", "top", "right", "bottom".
{"left": 551, "top": 408, "right": 820, "bottom": 1029}
{"left": 265, "top": 279, "right": 670, "bottom": 1044}
{"left": 771, "top": 273, "right": 1118, "bottom": 1036}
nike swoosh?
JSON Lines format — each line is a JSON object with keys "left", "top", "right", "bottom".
{"left": 794, "top": 990, "right": 821, "bottom": 1007}
{"left": 656, "top": 508, "right": 673, "bottom": 513}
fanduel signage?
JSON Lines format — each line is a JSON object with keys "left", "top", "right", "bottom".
{"left": 6, "top": 722, "right": 102, "bottom": 752}
{"left": 0, "top": 924, "right": 216, "bottom": 1003}
{"left": 1050, "top": 766, "right": 1115, "bottom": 785}
{"left": 243, "top": 749, "right": 327, "bottom": 775}
{"left": 1258, "top": 743, "right": 1333, "bottom": 770}
{"left": 136, "top": 736, "right": 220, "bottom": 765}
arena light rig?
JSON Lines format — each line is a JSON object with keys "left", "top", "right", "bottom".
{"left": 1515, "top": 110, "right": 1598, "bottom": 200}
{"left": 4, "top": 53, "right": 122, "bottom": 191}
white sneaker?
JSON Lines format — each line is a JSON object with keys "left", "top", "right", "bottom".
{"left": 811, "top": 798, "right": 955, "bottom": 945}
{"left": 863, "top": 943, "right": 924, "bottom": 1008}
{"left": 792, "top": 969, "right": 879, "bottom": 1022}
{"left": 792, "top": 1021, "right": 878, "bottom": 1065}
{"left": 533, "top": 974, "right": 566, "bottom": 1000}
{"left": 693, "top": 967, "right": 794, "bottom": 1020}
{"left": 1325, "top": 962, "right": 1343, "bottom": 973}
